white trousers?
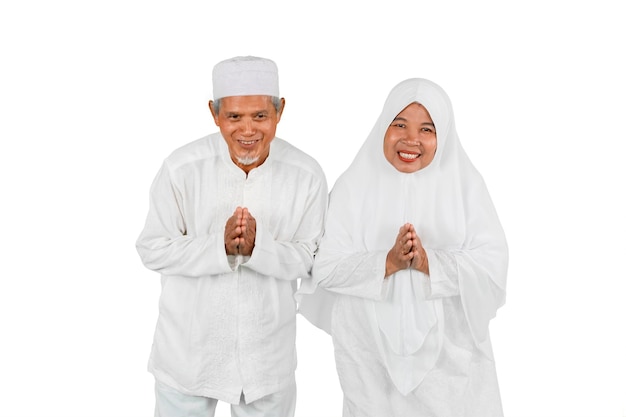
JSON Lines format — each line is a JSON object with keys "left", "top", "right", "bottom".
{"left": 154, "top": 381, "right": 296, "bottom": 417}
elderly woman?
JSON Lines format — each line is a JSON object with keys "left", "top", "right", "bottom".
{"left": 298, "top": 78, "right": 508, "bottom": 416}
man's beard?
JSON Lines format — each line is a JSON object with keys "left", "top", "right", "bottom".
{"left": 236, "top": 155, "right": 260, "bottom": 166}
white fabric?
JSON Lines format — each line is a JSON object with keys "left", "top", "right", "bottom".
{"left": 137, "top": 133, "right": 327, "bottom": 404}
{"left": 154, "top": 380, "right": 296, "bottom": 417}
{"left": 332, "top": 297, "right": 504, "bottom": 417}
{"left": 212, "top": 56, "right": 279, "bottom": 100}
{"left": 298, "top": 78, "right": 508, "bottom": 409}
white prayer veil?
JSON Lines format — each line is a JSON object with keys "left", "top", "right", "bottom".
{"left": 299, "top": 78, "right": 508, "bottom": 394}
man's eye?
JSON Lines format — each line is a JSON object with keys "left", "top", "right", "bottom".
{"left": 255, "top": 114, "right": 267, "bottom": 119}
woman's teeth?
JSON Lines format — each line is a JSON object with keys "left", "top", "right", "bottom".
{"left": 399, "top": 152, "right": 418, "bottom": 160}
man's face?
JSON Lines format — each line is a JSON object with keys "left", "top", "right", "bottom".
{"left": 383, "top": 103, "right": 437, "bottom": 173}
{"left": 210, "top": 95, "right": 284, "bottom": 173}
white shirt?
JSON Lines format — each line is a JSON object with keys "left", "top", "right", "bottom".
{"left": 137, "top": 133, "right": 327, "bottom": 404}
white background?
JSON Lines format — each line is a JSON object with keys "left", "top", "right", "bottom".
{"left": 1, "top": 0, "right": 624, "bottom": 416}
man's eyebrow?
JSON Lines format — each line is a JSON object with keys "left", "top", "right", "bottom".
{"left": 227, "top": 110, "right": 268, "bottom": 114}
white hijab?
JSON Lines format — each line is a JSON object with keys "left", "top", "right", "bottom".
{"left": 299, "top": 78, "right": 508, "bottom": 394}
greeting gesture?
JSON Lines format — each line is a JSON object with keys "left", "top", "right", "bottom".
{"left": 225, "top": 207, "right": 257, "bottom": 256}
{"left": 384, "top": 223, "right": 429, "bottom": 277}
{"left": 385, "top": 223, "right": 417, "bottom": 277}
{"left": 409, "top": 232, "right": 429, "bottom": 275}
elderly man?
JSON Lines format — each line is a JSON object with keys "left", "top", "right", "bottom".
{"left": 136, "top": 56, "right": 328, "bottom": 417}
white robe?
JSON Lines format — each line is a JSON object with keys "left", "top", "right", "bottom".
{"left": 298, "top": 78, "right": 508, "bottom": 416}
{"left": 137, "top": 133, "right": 327, "bottom": 404}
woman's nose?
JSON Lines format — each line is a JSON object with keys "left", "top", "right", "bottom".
{"left": 405, "top": 131, "right": 420, "bottom": 144}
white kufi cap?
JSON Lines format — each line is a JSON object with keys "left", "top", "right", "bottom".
{"left": 212, "top": 56, "right": 279, "bottom": 100}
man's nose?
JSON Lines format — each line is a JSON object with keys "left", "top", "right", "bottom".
{"left": 241, "top": 119, "right": 255, "bottom": 135}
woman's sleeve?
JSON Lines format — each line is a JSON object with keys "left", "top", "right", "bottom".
{"left": 453, "top": 176, "right": 508, "bottom": 356}
{"left": 314, "top": 246, "right": 389, "bottom": 300}
{"left": 422, "top": 171, "right": 508, "bottom": 358}
{"left": 311, "top": 187, "right": 389, "bottom": 300}
{"left": 423, "top": 248, "right": 460, "bottom": 298}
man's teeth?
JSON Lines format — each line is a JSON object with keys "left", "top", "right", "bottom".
{"left": 240, "top": 140, "right": 257, "bottom": 145}
{"left": 399, "top": 152, "right": 418, "bottom": 160}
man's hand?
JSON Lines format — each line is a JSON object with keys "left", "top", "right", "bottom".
{"left": 224, "top": 207, "right": 243, "bottom": 256}
{"left": 224, "top": 207, "right": 256, "bottom": 256}
{"left": 238, "top": 208, "right": 256, "bottom": 256}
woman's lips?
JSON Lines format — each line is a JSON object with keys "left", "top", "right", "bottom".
{"left": 398, "top": 151, "right": 420, "bottom": 161}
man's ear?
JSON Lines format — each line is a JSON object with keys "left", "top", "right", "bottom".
{"left": 276, "top": 98, "right": 286, "bottom": 123}
{"left": 208, "top": 100, "right": 219, "bottom": 125}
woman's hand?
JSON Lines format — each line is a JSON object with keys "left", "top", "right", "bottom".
{"left": 385, "top": 223, "right": 418, "bottom": 277}
{"left": 410, "top": 233, "right": 429, "bottom": 275}
{"left": 385, "top": 223, "right": 429, "bottom": 278}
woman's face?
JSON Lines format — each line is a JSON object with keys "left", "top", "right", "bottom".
{"left": 383, "top": 103, "right": 437, "bottom": 173}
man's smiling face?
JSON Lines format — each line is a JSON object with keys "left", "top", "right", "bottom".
{"left": 210, "top": 95, "right": 284, "bottom": 173}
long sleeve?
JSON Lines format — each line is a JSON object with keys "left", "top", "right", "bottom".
{"left": 243, "top": 172, "right": 327, "bottom": 280}
{"left": 136, "top": 161, "right": 233, "bottom": 277}
{"left": 315, "top": 249, "right": 388, "bottom": 300}
{"left": 311, "top": 187, "right": 389, "bottom": 300}
{"left": 423, "top": 248, "right": 460, "bottom": 298}
{"left": 456, "top": 175, "right": 508, "bottom": 355}
{"left": 308, "top": 178, "right": 389, "bottom": 300}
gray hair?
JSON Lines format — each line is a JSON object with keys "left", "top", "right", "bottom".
{"left": 212, "top": 96, "right": 282, "bottom": 115}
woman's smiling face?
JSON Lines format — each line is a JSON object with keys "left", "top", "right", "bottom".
{"left": 383, "top": 103, "right": 437, "bottom": 173}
